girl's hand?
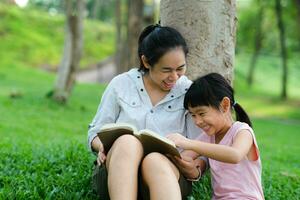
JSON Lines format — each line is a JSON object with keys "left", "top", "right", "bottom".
{"left": 167, "top": 133, "right": 191, "bottom": 149}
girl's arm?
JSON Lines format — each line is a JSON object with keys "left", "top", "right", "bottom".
{"left": 168, "top": 130, "right": 253, "bottom": 164}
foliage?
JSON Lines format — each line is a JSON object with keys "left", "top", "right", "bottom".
{"left": 1, "top": 1, "right": 300, "bottom": 199}
{"left": 0, "top": 3, "right": 115, "bottom": 70}
{"left": 237, "top": 0, "right": 300, "bottom": 54}
{"left": 1, "top": 55, "right": 300, "bottom": 199}
{"left": 0, "top": 64, "right": 106, "bottom": 199}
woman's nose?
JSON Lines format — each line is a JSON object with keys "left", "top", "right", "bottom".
{"left": 169, "top": 71, "right": 179, "bottom": 80}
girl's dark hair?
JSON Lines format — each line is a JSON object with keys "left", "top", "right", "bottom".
{"left": 138, "top": 24, "right": 188, "bottom": 72}
{"left": 184, "top": 73, "right": 252, "bottom": 127}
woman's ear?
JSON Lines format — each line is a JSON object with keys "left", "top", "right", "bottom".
{"left": 141, "top": 55, "right": 150, "bottom": 69}
{"left": 220, "top": 97, "right": 231, "bottom": 113}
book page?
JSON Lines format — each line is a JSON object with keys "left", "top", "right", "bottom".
{"left": 138, "top": 129, "right": 181, "bottom": 157}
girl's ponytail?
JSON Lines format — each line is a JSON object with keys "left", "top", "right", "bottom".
{"left": 233, "top": 102, "right": 252, "bottom": 128}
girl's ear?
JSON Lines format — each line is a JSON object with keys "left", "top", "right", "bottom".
{"left": 220, "top": 97, "right": 231, "bottom": 113}
{"left": 141, "top": 55, "right": 151, "bottom": 69}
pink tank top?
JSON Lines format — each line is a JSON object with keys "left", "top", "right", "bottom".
{"left": 198, "top": 121, "right": 264, "bottom": 200}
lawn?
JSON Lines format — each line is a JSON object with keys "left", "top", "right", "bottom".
{"left": 1, "top": 3, "right": 300, "bottom": 199}
{"left": 1, "top": 53, "right": 300, "bottom": 199}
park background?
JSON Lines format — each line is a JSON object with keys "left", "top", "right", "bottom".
{"left": 0, "top": 0, "right": 299, "bottom": 199}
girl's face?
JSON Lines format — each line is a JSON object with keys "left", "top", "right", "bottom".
{"left": 188, "top": 105, "right": 230, "bottom": 137}
{"left": 143, "top": 47, "right": 186, "bottom": 91}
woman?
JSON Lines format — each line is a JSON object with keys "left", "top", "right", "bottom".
{"left": 88, "top": 24, "right": 205, "bottom": 200}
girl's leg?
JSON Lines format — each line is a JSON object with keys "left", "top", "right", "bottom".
{"left": 105, "top": 135, "right": 144, "bottom": 200}
{"left": 141, "top": 152, "right": 181, "bottom": 200}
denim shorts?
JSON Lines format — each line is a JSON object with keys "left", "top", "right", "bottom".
{"left": 92, "top": 163, "right": 192, "bottom": 200}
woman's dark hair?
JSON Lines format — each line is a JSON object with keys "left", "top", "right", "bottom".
{"left": 184, "top": 73, "right": 252, "bottom": 127}
{"left": 138, "top": 24, "right": 188, "bottom": 72}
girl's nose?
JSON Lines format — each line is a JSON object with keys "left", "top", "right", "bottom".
{"left": 194, "top": 116, "right": 203, "bottom": 126}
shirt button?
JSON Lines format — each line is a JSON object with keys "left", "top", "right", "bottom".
{"left": 168, "top": 105, "right": 172, "bottom": 109}
{"left": 185, "top": 88, "right": 188, "bottom": 91}
{"left": 137, "top": 76, "right": 140, "bottom": 78}
{"left": 140, "top": 88, "right": 144, "bottom": 92}
{"left": 171, "top": 95, "right": 174, "bottom": 98}
{"left": 132, "top": 102, "right": 136, "bottom": 105}
{"left": 150, "top": 110, "right": 154, "bottom": 113}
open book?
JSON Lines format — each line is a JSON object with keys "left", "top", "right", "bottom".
{"left": 97, "top": 123, "right": 181, "bottom": 157}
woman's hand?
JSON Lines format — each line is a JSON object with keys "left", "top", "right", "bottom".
{"left": 169, "top": 154, "right": 200, "bottom": 180}
{"left": 97, "top": 149, "right": 107, "bottom": 166}
{"left": 92, "top": 136, "right": 107, "bottom": 166}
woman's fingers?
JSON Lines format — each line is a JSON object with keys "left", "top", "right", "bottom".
{"left": 97, "top": 151, "right": 107, "bottom": 166}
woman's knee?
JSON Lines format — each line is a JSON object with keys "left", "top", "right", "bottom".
{"left": 109, "top": 135, "right": 143, "bottom": 159}
{"left": 142, "top": 152, "right": 165, "bottom": 169}
{"left": 141, "top": 152, "right": 180, "bottom": 184}
{"left": 142, "top": 153, "right": 178, "bottom": 175}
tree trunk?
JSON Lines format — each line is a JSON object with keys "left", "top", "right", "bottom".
{"left": 115, "top": 0, "right": 123, "bottom": 74}
{"left": 119, "top": 0, "right": 144, "bottom": 73}
{"left": 247, "top": 0, "right": 264, "bottom": 86}
{"left": 275, "top": 0, "right": 288, "bottom": 100}
{"left": 294, "top": 0, "right": 300, "bottom": 46}
{"left": 160, "top": 0, "right": 237, "bottom": 84}
{"left": 52, "top": 0, "right": 85, "bottom": 103}
{"left": 92, "top": 0, "right": 103, "bottom": 19}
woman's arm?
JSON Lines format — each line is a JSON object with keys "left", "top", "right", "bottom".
{"left": 87, "top": 79, "right": 120, "bottom": 153}
{"left": 169, "top": 130, "right": 253, "bottom": 164}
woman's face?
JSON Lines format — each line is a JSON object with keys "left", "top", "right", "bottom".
{"left": 144, "top": 47, "right": 186, "bottom": 91}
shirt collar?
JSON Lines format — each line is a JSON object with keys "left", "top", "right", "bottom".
{"left": 127, "top": 68, "right": 191, "bottom": 99}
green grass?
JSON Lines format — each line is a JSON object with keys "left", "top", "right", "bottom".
{"left": 1, "top": 56, "right": 300, "bottom": 199}
{"left": 0, "top": 3, "right": 115, "bottom": 70}
{"left": 1, "top": 3, "right": 300, "bottom": 199}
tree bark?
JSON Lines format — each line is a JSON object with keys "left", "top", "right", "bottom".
{"left": 115, "top": 0, "right": 123, "bottom": 74}
{"left": 247, "top": 0, "right": 264, "bottom": 86}
{"left": 119, "top": 0, "right": 144, "bottom": 73}
{"left": 53, "top": 0, "right": 85, "bottom": 103}
{"left": 294, "top": 0, "right": 300, "bottom": 46}
{"left": 275, "top": 0, "right": 288, "bottom": 99}
{"left": 160, "top": 0, "right": 237, "bottom": 84}
{"left": 92, "top": 0, "right": 103, "bottom": 19}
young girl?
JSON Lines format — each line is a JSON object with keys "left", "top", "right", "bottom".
{"left": 167, "top": 73, "right": 264, "bottom": 200}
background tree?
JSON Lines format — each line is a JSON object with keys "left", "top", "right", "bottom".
{"left": 275, "top": 0, "right": 288, "bottom": 99}
{"left": 116, "top": 0, "right": 144, "bottom": 73}
{"left": 115, "top": 0, "right": 123, "bottom": 73}
{"left": 247, "top": 0, "right": 265, "bottom": 86}
{"left": 51, "top": 0, "right": 85, "bottom": 103}
{"left": 160, "top": 0, "right": 237, "bottom": 83}
{"left": 294, "top": 0, "right": 300, "bottom": 46}
{"left": 91, "top": 0, "right": 103, "bottom": 19}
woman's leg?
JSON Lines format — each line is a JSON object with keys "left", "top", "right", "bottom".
{"left": 141, "top": 153, "right": 181, "bottom": 200}
{"left": 105, "top": 135, "right": 144, "bottom": 200}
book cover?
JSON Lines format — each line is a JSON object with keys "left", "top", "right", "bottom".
{"left": 97, "top": 123, "right": 181, "bottom": 157}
